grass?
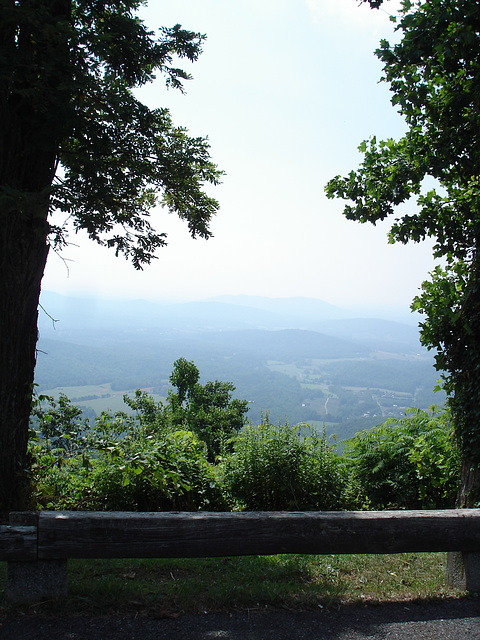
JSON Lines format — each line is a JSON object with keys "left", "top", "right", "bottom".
{"left": 38, "top": 384, "right": 166, "bottom": 416}
{"left": 0, "top": 552, "right": 465, "bottom": 617}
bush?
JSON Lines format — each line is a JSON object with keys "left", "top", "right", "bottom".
{"left": 30, "top": 397, "right": 226, "bottom": 511}
{"left": 29, "top": 357, "right": 250, "bottom": 511}
{"left": 344, "top": 407, "right": 461, "bottom": 509}
{"left": 30, "top": 390, "right": 459, "bottom": 513}
{"left": 86, "top": 420, "right": 224, "bottom": 511}
{"left": 220, "top": 419, "right": 348, "bottom": 510}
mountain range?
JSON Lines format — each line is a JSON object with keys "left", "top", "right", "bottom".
{"left": 35, "top": 292, "right": 442, "bottom": 439}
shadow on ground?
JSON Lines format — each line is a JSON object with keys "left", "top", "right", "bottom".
{"left": 1, "top": 597, "right": 480, "bottom": 640}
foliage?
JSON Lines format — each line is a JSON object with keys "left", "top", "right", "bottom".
{"left": 2, "top": 0, "right": 223, "bottom": 263}
{"left": 30, "top": 392, "right": 90, "bottom": 455}
{"left": 123, "top": 389, "right": 168, "bottom": 433}
{"left": 166, "top": 358, "right": 249, "bottom": 461}
{"left": 29, "top": 363, "right": 461, "bottom": 513}
{"left": 30, "top": 393, "right": 225, "bottom": 512}
{"left": 29, "top": 358, "right": 249, "bottom": 510}
{"left": 29, "top": 395, "right": 461, "bottom": 513}
{"left": 220, "top": 418, "right": 348, "bottom": 511}
{"left": 29, "top": 392, "right": 93, "bottom": 510}
{"left": 85, "top": 421, "right": 222, "bottom": 512}
{"left": 325, "top": 0, "right": 480, "bottom": 501}
{"left": 344, "top": 408, "right": 460, "bottom": 509}
{"left": 1, "top": 0, "right": 222, "bottom": 514}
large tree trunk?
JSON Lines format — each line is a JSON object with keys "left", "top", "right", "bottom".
{"left": 0, "top": 120, "right": 56, "bottom": 515}
{"left": 0, "top": 98, "right": 56, "bottom": 516}
{"left": 0, "top": 205, "right": 50, "bottom": 516}
{"left": 0, "top": 1, "right": 72, "bottom": 517}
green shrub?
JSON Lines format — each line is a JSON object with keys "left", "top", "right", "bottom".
{"left": 344, "top": 407, "right": 461, "bottom": 509}
{"left": 30, "top": 389, "right": 459, "bottom": 514}
{"left": 30, "top": 397, "right": 226, "bottom": 511}
{"left": 221, "top": 419, "right": 348, "bottom": 510}
{"left": 86, "top": 425, "right": 224, "bottom": 511}
{"left": 29, "top": 357, "right": 250, "bottom": 511}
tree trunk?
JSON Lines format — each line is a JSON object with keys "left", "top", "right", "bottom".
{"left": 456, "top": 458, "right": 480, "bottom": 509}
{"left": 0, "top": 83, "right": 57, "bottom": 516}
{"left": 0, "top": 122, "right": 55, "bottom": 515}
{"left": 0, "top": 208, "right": 50, "bottom": 517}
{"left": 0, "top": 0, "right": 72, "bottom": 517}
{"left": 454, "top": 262, "right": 480, "bottom": 511}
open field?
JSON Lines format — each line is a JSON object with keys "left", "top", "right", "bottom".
{"left": 40, "top": 383, "right": 166, "bottom": 416}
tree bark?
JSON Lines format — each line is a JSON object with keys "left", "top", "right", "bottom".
{"left": 454, "top": 261, "right": 480, "bottom": 510}
{"left": 456, "top": 459, "right": 480, "bottom": 509}
{"left": 0, "top": 207, "right": 50, "bottom": 516}
{"left": 0, "top": 111, "right": 56, "bottom": 517}
{"left": 0, "top": 103, "right": 55, "bottom": 514}
{"left": 0, "top": 0, "right": 72, "bottom": 516}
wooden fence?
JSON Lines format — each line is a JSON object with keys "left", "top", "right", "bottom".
{"left": 2, "top": 509, "right": 480, "bottom": 602}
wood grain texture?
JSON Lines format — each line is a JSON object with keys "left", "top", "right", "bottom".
{"left": 35, "top": 510, "right": 480, "bottom": 560}
{"left": 0, "top": 525, "right": 37, "bottom": 561}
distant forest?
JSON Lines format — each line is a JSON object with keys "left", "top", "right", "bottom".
{"left": 35, "top": 294, "right": 445, "bottom": 441}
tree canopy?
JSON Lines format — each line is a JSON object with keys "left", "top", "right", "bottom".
{"left": 326, "top": 0, "right": 480, "bottom": 504}
{"left": 0, "top": 0, "right": 221, "bottom": 514}
{"left": 1, "top": 0, "right": 222, "bottom": 266}
{"left": 166, "top": 358, "right": 249, "bottom": 460}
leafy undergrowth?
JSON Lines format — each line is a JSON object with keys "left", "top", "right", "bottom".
{"left": 0, "top": 552, "right": 466, "bottom": 617}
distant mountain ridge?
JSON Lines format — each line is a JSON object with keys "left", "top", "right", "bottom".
{"left": 210, "top": 295, "right": 353, "bottom": 322}
{"left": 35, "top": 292, "right": 440, "bottom": 435}
{"left": 39, "top": 291, "right": 422, "bottom": 352}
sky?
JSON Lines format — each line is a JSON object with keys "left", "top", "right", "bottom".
{"left": 42, "top": 0, "right": 438, "bottom": 314}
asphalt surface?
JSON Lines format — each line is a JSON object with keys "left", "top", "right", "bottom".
{"left": 1, "top": 599, "right": 480, "bottom": 640}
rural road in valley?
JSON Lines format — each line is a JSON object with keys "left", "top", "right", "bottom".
{"left": 1, "top": 599, "right": 480, "bottom": 639}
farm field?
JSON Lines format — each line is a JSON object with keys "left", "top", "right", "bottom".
{"left": 40, "top": 383, "right": 167, "bottom": 416}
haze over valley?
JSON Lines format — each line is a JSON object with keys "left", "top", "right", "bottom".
{"left": 35, "top": 292, "right": 445, "bottom": 441}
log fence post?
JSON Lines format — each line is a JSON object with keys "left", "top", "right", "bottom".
{"left": 7, "top": 512, "right": 67, "bottom": 603}
{"left": 447, "top": 551, "right": 480, "bottom": 591}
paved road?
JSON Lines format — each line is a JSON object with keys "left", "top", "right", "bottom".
{"left": 1, "top": 599, "right": 480, "bottom": 640}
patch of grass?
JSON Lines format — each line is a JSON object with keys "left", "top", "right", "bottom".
{"left": 0, "top": 552, "right": 465, "bottom": 617}
{"left": 266, "top": 362, "right": 305, "bottom": 379}
{"left": 38, "top": 384, "right": 167, "bottom": 416}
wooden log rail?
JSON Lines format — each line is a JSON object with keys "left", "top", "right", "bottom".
{"left": 2, "top": 509, "right": 480, "bottom": 601}
{"left": 2, "top": 509, "right": 480, "bottom": 560}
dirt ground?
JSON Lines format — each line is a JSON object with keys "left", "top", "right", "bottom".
{"left": 1, "top": 598, "right": 480, "bottom": 640}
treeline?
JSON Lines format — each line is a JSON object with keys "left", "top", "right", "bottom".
{"left": 35, "top": 335, "right": 444, "bottom": 432}
{"left": 29, "top": 361, "right": 460, "bottom": 513}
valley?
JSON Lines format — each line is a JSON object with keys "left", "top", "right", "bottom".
{"left": 35, "top": 293, "right": 445, "bottom": 442}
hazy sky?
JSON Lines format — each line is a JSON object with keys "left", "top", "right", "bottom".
{"left": 42, "top": 0, "right": 438, "bottom": 312}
